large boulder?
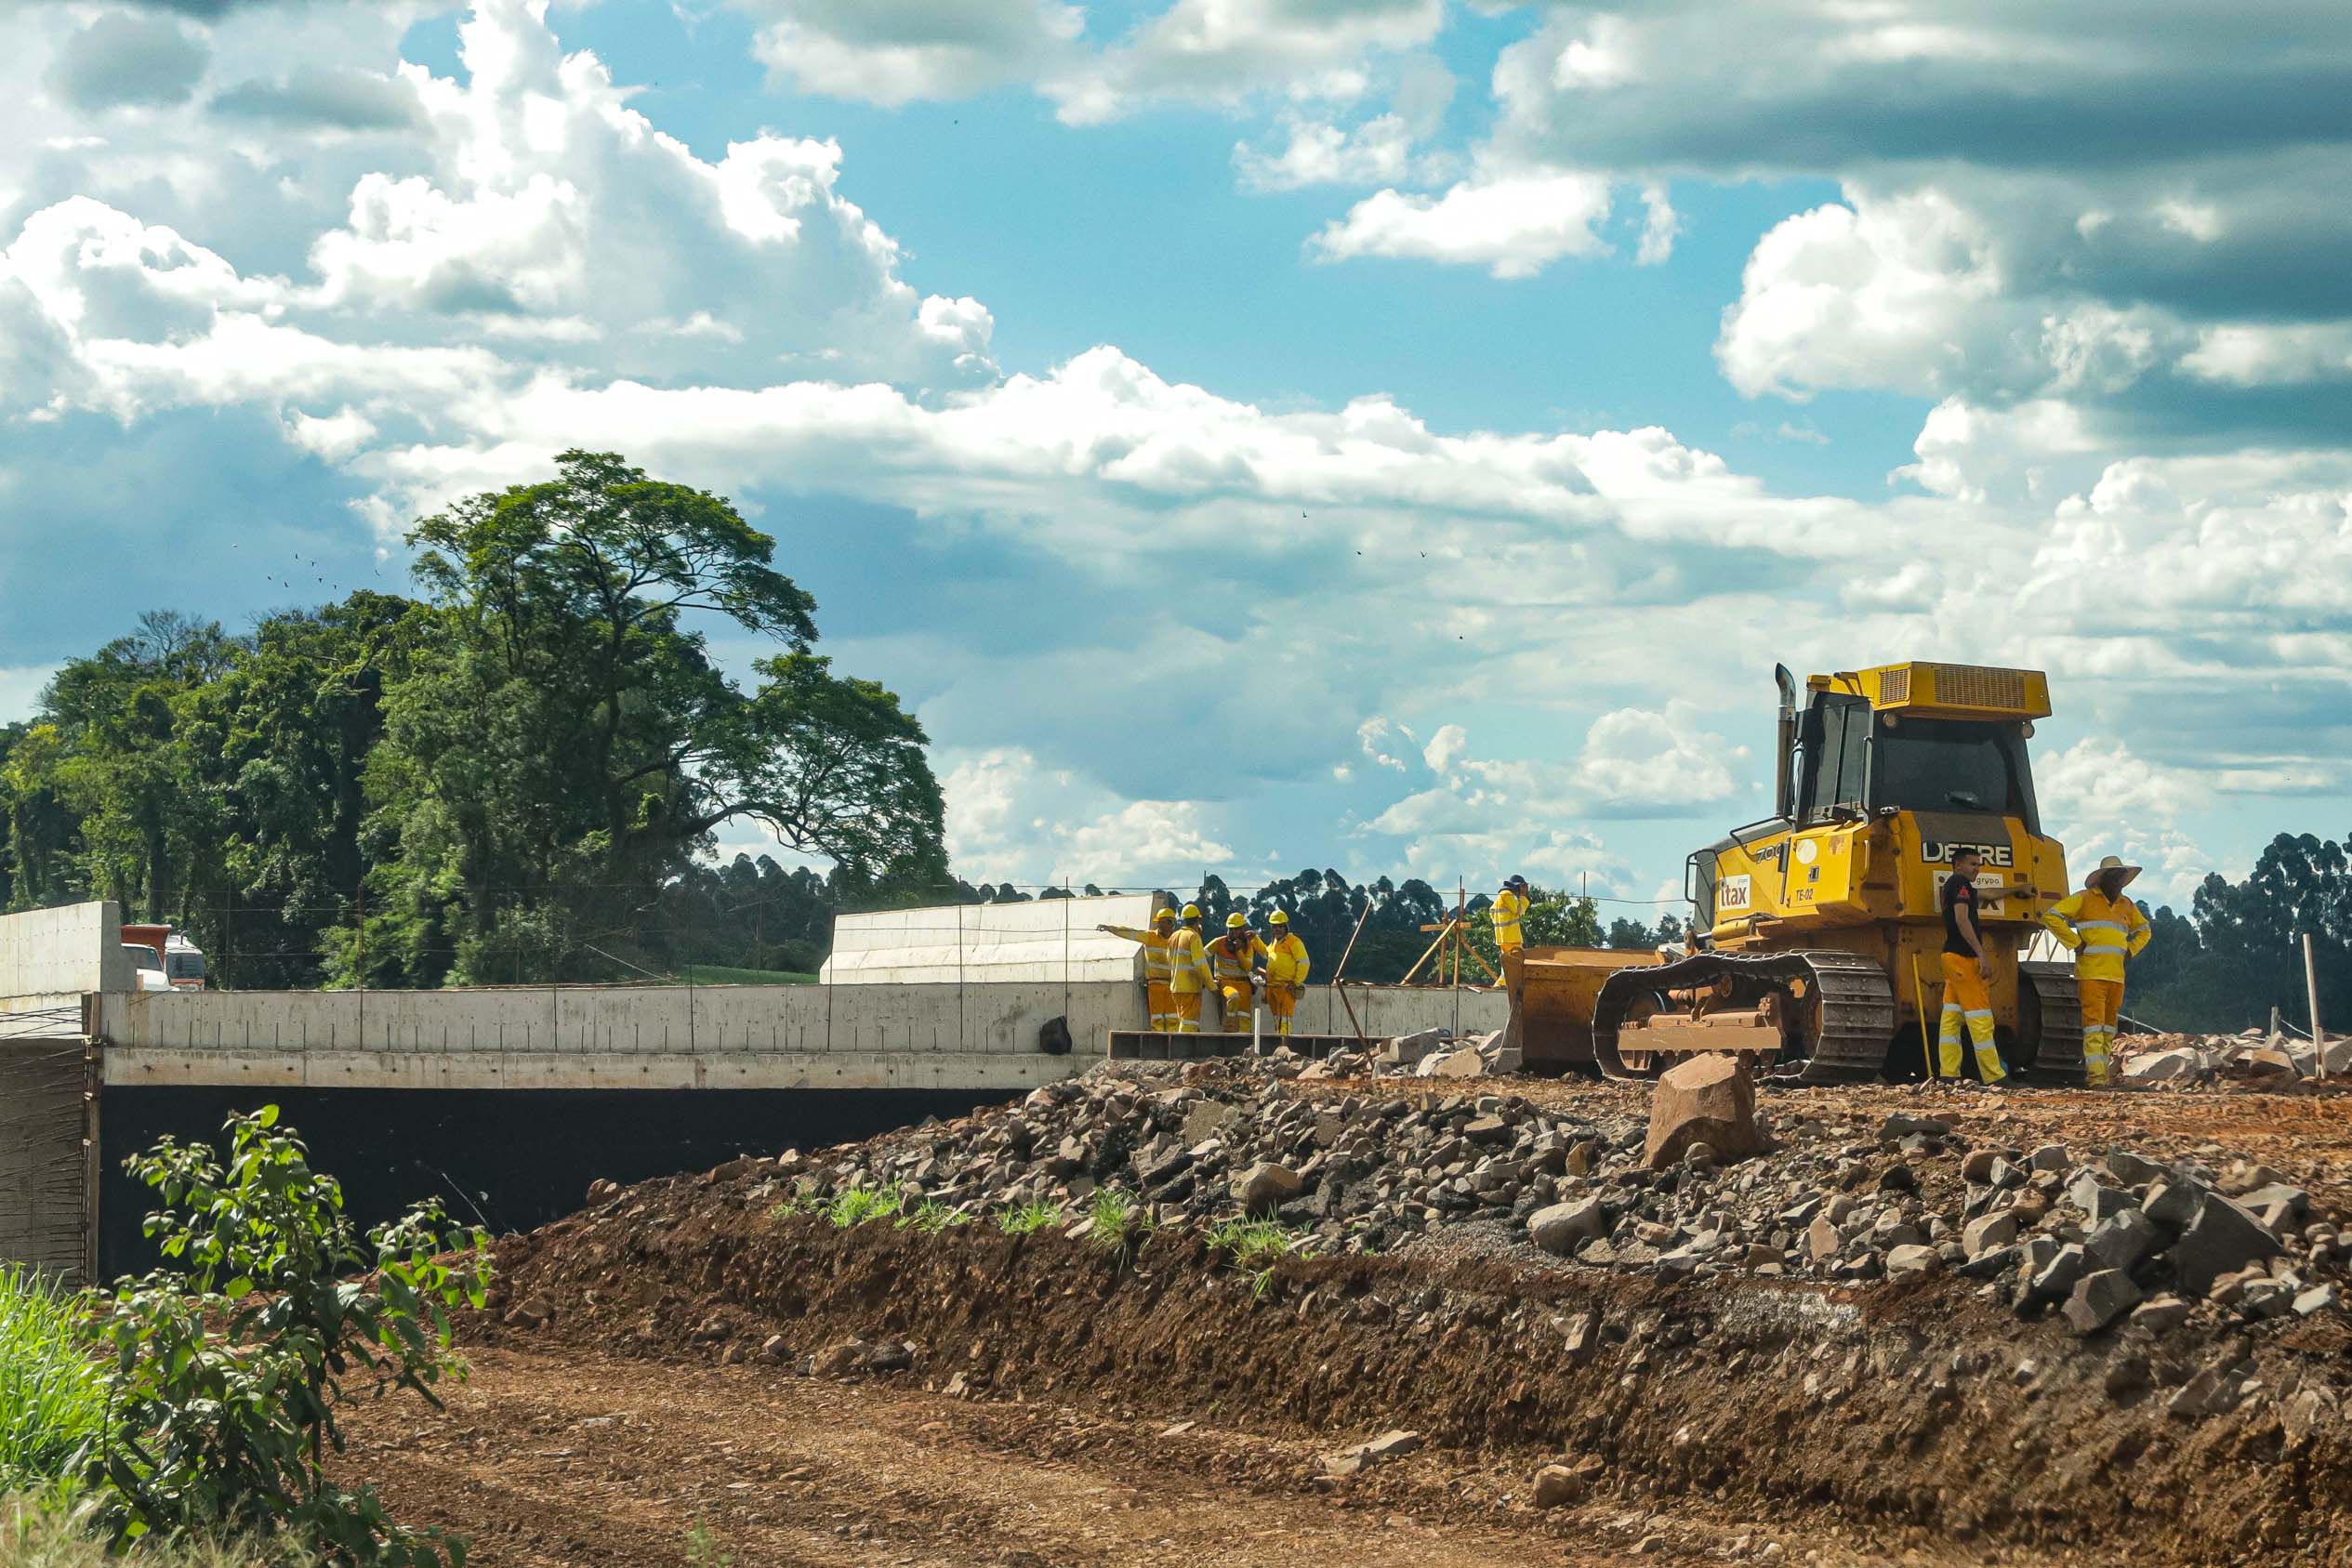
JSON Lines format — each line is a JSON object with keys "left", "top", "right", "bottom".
{"left": 2122, "top": 1047, "right": 2212, "bottom": 1083}
{"left": 1415, "top": 1047, "right": 1488, "bottom": 1079}
{"left": 1231, "top": 1162, "right": 1305, "bottom": 1213}
{"left": 1381, "top": 1028, "right": 1445, "bottom": 1067}
{"left": 1528, "top": 1197, "right": 1609, "bottom": 1257}
{"left": 1643, "top": 1056, "right": 1763, "bottom": 1170}
{"left": 2174, "top": 1192, "right": 2284, "bottom": 1298}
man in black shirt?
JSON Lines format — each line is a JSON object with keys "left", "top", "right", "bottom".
{"left": 1936, "top": 848, "right": 2008, "bottom": 1084}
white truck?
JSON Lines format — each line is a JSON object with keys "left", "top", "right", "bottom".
{"left": 121, "top": 922, "right": 207, "bottom": 993}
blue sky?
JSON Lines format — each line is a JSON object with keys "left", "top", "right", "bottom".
{"left": 4, "top": 0, "right": 2350, "bottom": 916}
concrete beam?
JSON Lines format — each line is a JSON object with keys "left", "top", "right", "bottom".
{"left": 101, "top": 1047, "right": 1083, "bottom": 1093}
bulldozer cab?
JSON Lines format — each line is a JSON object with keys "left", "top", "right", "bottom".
{"left": 1690, "top": 664, "right": 2051, "bottom": 934}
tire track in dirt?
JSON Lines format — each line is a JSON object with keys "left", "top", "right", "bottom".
{"left": 344, "top": 1345, "right": 1903, "bottom": 1568}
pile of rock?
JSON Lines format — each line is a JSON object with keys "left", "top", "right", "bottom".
{"left": 2120, "top": 1027, "right": 2352, "bottom": 1087}
{"left": 775, "top": 1062, "right": 1642, "bottom": 1258}
{"left": 733, "top": 1055, "right": 2346, "bottom": 1348}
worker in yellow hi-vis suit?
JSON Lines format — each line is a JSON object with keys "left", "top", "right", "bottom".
{"left": 1489, "top": 876, "right": 1530, "bottom": 955}
{"left": 1262, "top": 910, "right": 1310, "bottom": 1037}
{"left": 1098, "top": 905, "right": 1178, "bottom": 1031}
{"left": 1165, "top": 904, "right": 1214, "bottom": 1034}
{"left": 1211, "top": 911, "right": 1270, "bottom": 1029}
{"left": 2042, "top": 855, "right": 2151, "bottom": 1087}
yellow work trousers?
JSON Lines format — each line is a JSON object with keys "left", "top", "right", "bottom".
{"left": 1266, "top": 984, "right": 1300, "bottom": 1035}
{"left": 1170, "top": 991, "right": 1203, "bottom": 1033}
{"left": 1220, "top": 982, "right": 1256, "bottom": 1029}
{"left": 2081, "top": 977, "right": 2123, "bottom": 1087}
{"left": 1937, "top": 954, "right": 2007, "bottom": 1084}
{"left": 1146, "top": 981, "right": 1175, "bottom": 1032}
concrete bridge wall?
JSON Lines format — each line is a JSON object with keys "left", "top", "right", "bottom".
{"left": 92, "top": 979, "right": 1506, "bottom": 1090}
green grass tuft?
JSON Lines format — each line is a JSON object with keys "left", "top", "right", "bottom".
{"left": 1, "top": 1490, "right": 311, "bottom": 1567}
{"left": 996, "top": 1200, "right": 1063, "bottom": 1236}
{"left": 0, "top": 1269, "right": 104, "bottom": 1490}
{"left": 1206, "top": 1219, "right": 1315, "bottom": 1298}
{"left": 894, "top": 1201, "right": 971, "bottom": 1235}
{"left": 825, "top": 1186, "right": 907, "bottom": 1227}
{"left": 1082, "top": 1190, "right": 1154, "bottom": 1257}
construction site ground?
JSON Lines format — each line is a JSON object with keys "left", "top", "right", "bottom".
{"left": 337, "top": 1075, "right": 2352, "bottom": 1568}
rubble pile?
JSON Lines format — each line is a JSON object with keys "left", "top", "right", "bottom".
{"left": 734, "top": 1056, "right": 2348, "bottom": 1347}
{"left": 1288, "top": 1024, "right": 1519, "bottom": 1081}
{"left": 2119, "top": 1026, "right": 2352, "bottom": 1087}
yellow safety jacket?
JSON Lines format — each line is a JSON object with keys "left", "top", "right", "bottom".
{"left": 1265, "top": 933, "right": 1311, "bottom": 988}
{"left": 2042, "top": 888, "right": 2150, "bottom": 983}
{"left": 1104, "top": 925, "right": 1174, "bottom": 982}
{"left": 1211, "top": 933, "right": 1268, "bottom": 986}
{"left": 1490, "top": 888, "right": 1528, "bottom": 950}
{"left": 1166, "top": 928, "right": 1213, "bottom": 994}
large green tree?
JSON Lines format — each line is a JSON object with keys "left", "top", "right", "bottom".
{"left": 357, "top": 451, "right": 945, "bottom": 983}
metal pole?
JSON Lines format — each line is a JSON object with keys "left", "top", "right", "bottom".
{"left": 2306, "top": 931, "right": 2327, "bottom": 1081}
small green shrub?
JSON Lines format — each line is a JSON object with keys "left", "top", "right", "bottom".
{"left": 85, "top": 1106, "right": 491, "bottom": 1566}
{"left": 683, "top": 1516, "right": 732, "bottom": 1568}
{"left": 0, "top": 1270, "right": 104, "bottom": 1489}
{"left": 995, "top": 1201, "right": 1063, "bottom": 1236}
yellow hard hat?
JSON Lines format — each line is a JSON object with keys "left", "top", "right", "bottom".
{"left": 1268, "top": 910, "right": 1289, "bottom": 926}
{"left": 1153, "top": 905, "right": 1175, "bottom": 923}
{"left": 1180, "top": 903, "right": 1202, "bottom": 921}
{"left": 1225, "top": 911, "right": 1249, "bottom": 929}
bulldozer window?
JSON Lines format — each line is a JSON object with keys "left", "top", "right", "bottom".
{"left": 1797, "top": 693, "right": 1870, "bottom": 821}
{"left": 1870, "top": 717, "right": 2040, "bottom": 830}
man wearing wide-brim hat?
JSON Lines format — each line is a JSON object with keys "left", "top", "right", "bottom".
{"left": 2042, "top": 855, "right": 2152, "bottom": 1086}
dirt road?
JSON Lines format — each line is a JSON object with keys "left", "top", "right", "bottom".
{"left": 347, "top": 1345, "right": 1894, "bottom": 1568}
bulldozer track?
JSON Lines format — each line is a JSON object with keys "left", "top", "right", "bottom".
{"left": 1590, "top": 951, "right": 2090, "bottom": 1088}
{"left": 1592, "top": 950, "right": 1896, "bottom": 1086}
{"left": 2016, "top": 962, "right": 2088, "bottom": 1087}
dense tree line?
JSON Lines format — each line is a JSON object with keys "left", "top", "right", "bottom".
{"left": 0, "top": 453, "right": 945, "bottom": 987}
{"left": 2127, "top": 831, "right": 2352, "bottom": 1035}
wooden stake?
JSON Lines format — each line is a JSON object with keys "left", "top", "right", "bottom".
{"left": 1331, "top": 893, "right": 1377, "bottom": 1045}
{"left": 1910, "top": 955, "right": 1936, "bottom": 1081}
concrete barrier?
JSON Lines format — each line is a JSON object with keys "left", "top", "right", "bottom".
{"left": 0, "top": 901, "right": 129, "bottom": 1008}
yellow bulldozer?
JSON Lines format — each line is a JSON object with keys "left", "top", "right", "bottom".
{"left": 1503, "top": 661, "right": 2087, "bottom": 1087}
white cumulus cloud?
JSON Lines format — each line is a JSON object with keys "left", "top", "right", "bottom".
{"left": 1310, "top": 167, "right": 1614, "bottom": 278}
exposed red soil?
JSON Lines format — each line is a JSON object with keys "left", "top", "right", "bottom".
{"left": 338, "top": 1076, "right": 2352, "bottom": 1567}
